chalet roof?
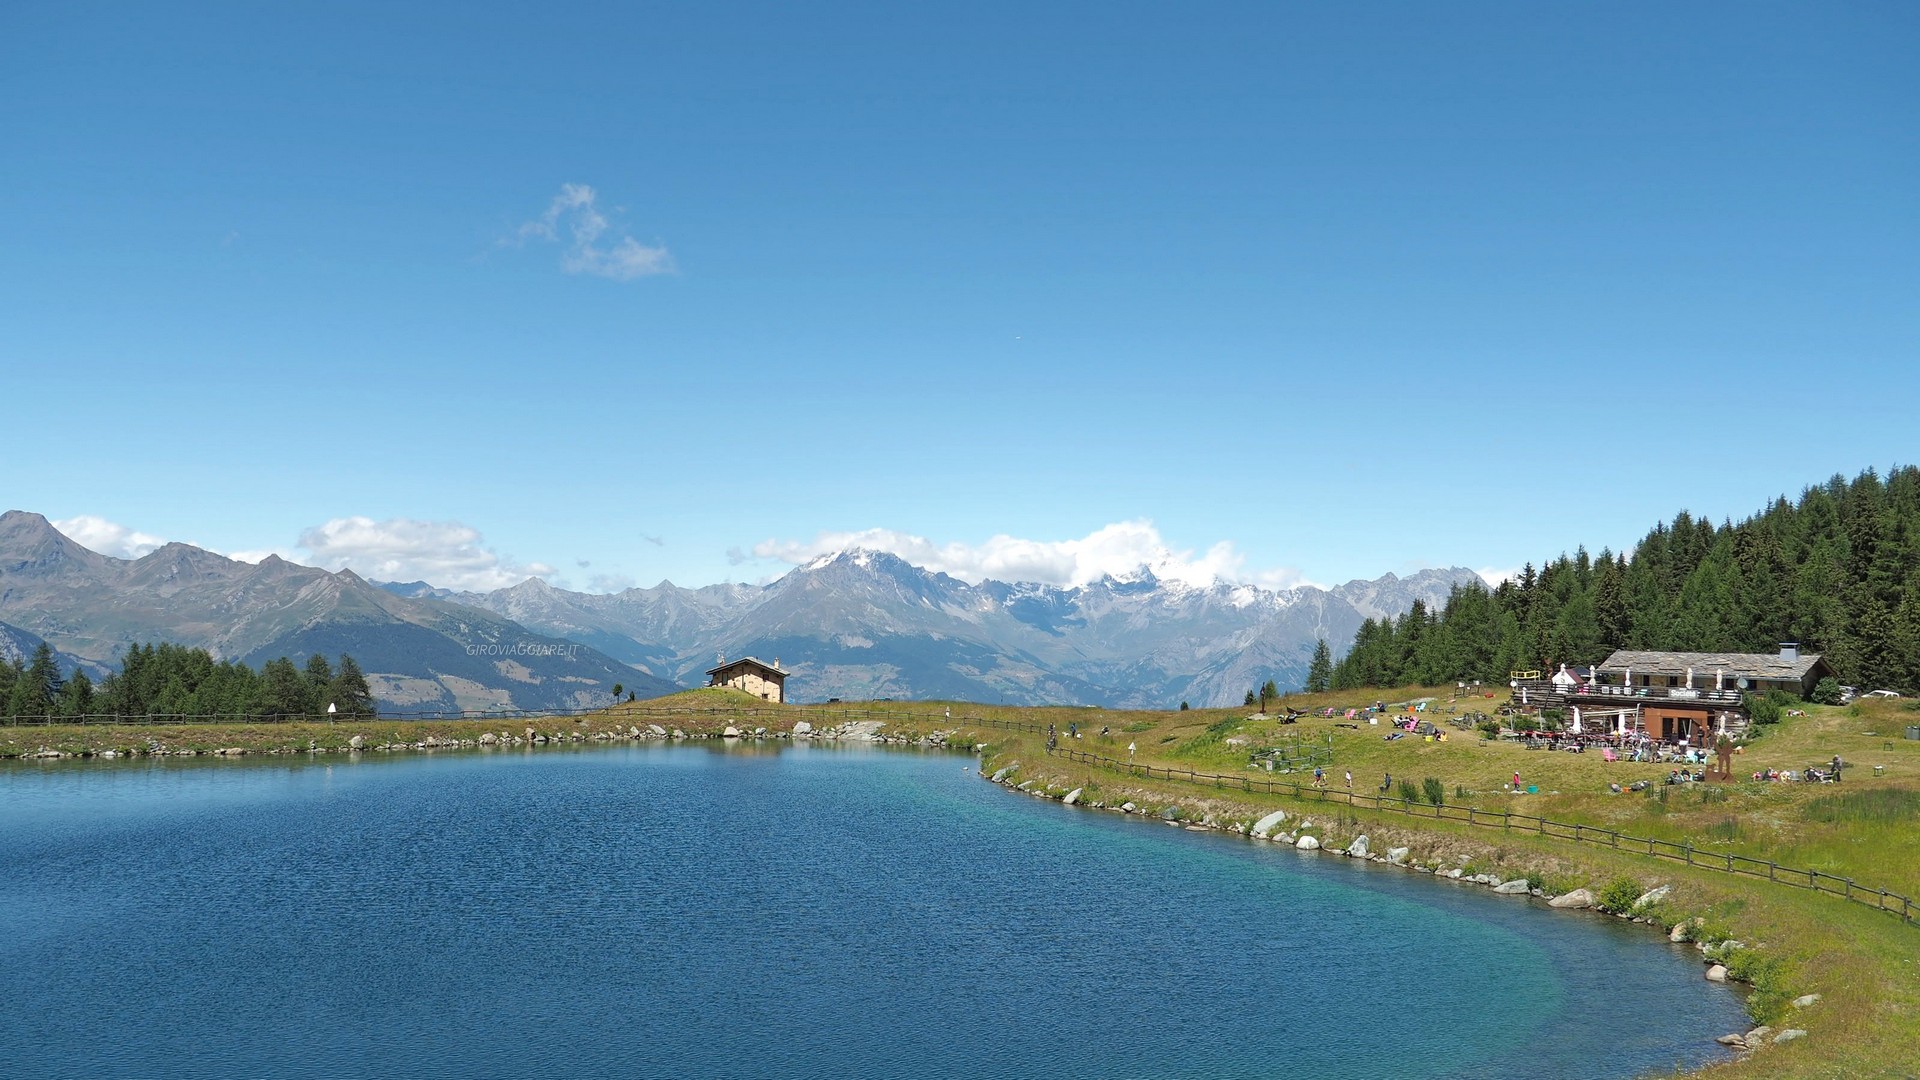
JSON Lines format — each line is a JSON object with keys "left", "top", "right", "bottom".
{"left": 1595, "top": 649, "right": 1826, "bottom": 681}
{"left": 706, "top": 656, "right": 790, "bottom": 678}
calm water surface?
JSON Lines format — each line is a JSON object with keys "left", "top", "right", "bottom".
{"left": 0, "top": 744, "right": 1744, "bottom": 1079}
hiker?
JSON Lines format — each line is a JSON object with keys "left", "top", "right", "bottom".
{"left": 1313, "top": 766, "right": 1324, "bottom": 788}
{"left": 1344, "top": 770, "right": 1352, "bottom": 790}
{"left": 1128, "top": 741, "right": 1136, "bottom": 762}
{"left": 1512, "top": 771, "right": 1521, "bottom": 790}
{"left": 1380, "top": 772, "right": 1392, "bottom": 793}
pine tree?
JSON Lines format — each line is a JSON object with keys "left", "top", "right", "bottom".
{"left": 58, "top": 669, "right": 94, "bottom": 717}
{"left": 303, "top": 654, "right": 335, "bottom": 701}
{"left": 257, "top": 657, "right": 313, "bottom": 717}
{"left": 1306, "top": 638, "right": 1333, "bottom": 693}
{"left": 11, "top": 643, "right": 62, "bottom": 719}
{"left": 325, "top": 655, "right": 375, "bottom": 717}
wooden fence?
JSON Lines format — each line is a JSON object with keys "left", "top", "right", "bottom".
{"left": 1046, "top": 745, "right": 1916, "bottom": 925}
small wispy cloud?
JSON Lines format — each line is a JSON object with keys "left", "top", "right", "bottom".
{"left": 53, "top": 515, "right": 169, "bottom": 560}
{"left": 511, "top": 183, "right": 674, "bottom": 280}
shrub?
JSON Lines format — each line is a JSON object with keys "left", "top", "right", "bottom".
{"left": 1422, "top": 776, "right": 1445, "bottom": 805}
{"left": 1746, "top": 692, "right": 1781, "bottom": 725}
{"left": 1478, "top": 719, "right": 1500, "bottom": 740}
{"left": 1595, "top": 876, "right": 1643, "bottom": 915}
{"left": 1810, "top": 676, "right": 1843, "bottom": 706}
{"left": 1397, "top": 779, "right": 1421, "bottom": 803}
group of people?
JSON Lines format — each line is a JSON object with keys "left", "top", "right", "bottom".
{"left": 1309, "top": 765, "right": 1354, "bottom": 790}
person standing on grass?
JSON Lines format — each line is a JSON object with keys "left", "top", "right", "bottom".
{"left": 1314, "top": 765, "right": 1324, "bottom": 788}
{"left": 1513, "top": 771, "right": 1522, "bottom": 790}
{"left": 1345, "top": 770, "right": 1352, "bottom": 790}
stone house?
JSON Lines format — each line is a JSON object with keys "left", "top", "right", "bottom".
{"left": 706, "top": 656, "right": 790, "bottom": 703}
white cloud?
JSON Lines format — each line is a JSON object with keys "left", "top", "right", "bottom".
{"left": 225, "top": 548, "right": 297, "bottom": 564}
{"left": 53, "top": 515, "right": 168, "bottom": 559}
{"left": 749, "top": 520, "right": 1310, "bottom": 590}
{"left": 1477, "top": 566, "right": 1521, "bottom": 587}
{"left": 295, "top": 516, "right": 553, "bottom": 591}
{"left": 513, "top": 183, "right": 674, "bottom": 280}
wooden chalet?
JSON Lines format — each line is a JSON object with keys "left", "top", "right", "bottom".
{"left": 1515, "top": 644, "right": 1833, "bottom": 745}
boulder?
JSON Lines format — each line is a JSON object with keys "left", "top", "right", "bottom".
{"left": 1549, "top": 889, "right": 1595, "bottom": 910}
{"left": 1160, "top": 806, "right": 1182, "bottom": 821}
{"left": 1633, "top": 884, "right": 1673, "bottom": 910}
{"left": 1386, "top": 847, "right": 1409, "bottom": 865}
{"left": 722, "top": 726, "right": 741, "bottom": 738}
{"left": 1773, "top": 1029, "right": 1807, "bottom": 1045}
{"left": 1120, "top": 802, "right": 1137, "bottom": 813}
{"left": 1493, "top": 879, "right": 1531, "bottom": 894}
{"left": 1347, "top": 835, "right": 1370, "bottom": 858}
{"left": 1791, "top": 994, "right": 1821, "bottom": 1009}
{"left": 1062, "top": 788, "right": 1082, "bottom": 806}
{"left": 1251, "top": 810, "right": 1288, "bottom": 837}
{"left": 1705, "top": 965, "right": 1729, "bottom": 983}
{"left": 1295, "top": 835, "right": 1320, "bottom": 850}
{"left": 990, "top": 765, "right": 1018, "bottom": 783}
{"left": 479, "top": 732, "right": 497, "bottom": 746}
{"left": 348, "top": 735, "right": 366, "bottom": 750}
{"left": 1746, "top": 1026, "right": 1772, "bottom": 1043}
{"left": 1715, "top": 1034, "right": 1748, "bottom": 1048}
{"left": 792, "top": 721, "right": 812, "bottom": 735}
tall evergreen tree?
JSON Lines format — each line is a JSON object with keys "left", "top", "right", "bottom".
{"left": 326, "top": 655, "right": 375, "bottom": 717}
{"left": 1306, "top": 638, "right": 1333, "bottom": 694}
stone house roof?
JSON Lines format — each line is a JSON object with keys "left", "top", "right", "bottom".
{"left": 706, "top": 656, "right": 790, "bottom": 679}
{"left": 1595, "top": 649, "right": 1826, "bottom": 681}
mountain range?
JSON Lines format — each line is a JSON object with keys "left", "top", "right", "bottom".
{"left": 1, "top": 509, "right": 1478, "bottom": 710}
{"left": 0, "top": 511, "right": 676, "bottom": 712}
{"left": 423, "top": 549, "right": 1480, "bottom": 707}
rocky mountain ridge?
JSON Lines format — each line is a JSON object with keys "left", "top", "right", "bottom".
{"left": 0, "top": 511, "right": 674, "bottom": 712}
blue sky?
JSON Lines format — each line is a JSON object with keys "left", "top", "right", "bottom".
{"left": 3, "top": 2, "right": 1914, "bottom": 592}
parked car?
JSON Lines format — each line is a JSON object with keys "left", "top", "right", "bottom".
{"left": 1838, "top": 685, "right": 1859, "bottom": 704}
{"left": 1865, "top": 689, "right": 1902, "bottom": 699}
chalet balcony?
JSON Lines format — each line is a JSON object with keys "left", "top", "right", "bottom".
{"left": 1513, "top": 680, "right": 1746, "bottom": 706}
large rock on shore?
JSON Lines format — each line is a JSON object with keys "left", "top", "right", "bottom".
{"left": 1062, "top": 788, "right": 1082, "bottom": 806}
{"left": 1493, "top": 879, "right": 1531, "bottom": 894}
{"left": 348, "top": 735, "right": 365, "bottom": 750}
{"left": 1634, "top": 884, "right": 1672, "bottom": 909}
{"left": 1347, "top": 835, "right": 1370, "bottom": 858}
{"left": 1295, "top": 835, "right": 1320, "bottom": 850}
{"left": 1251, "top": 810, "right": 1288, "bottom": 837}
{"left": 1549, "top": 889, "right": 1595, "bottom": 909}
{"left": 1705, "top": 965, "right": 1729, "bottom": 983}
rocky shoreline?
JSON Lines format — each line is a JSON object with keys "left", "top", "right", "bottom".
{"left": 1, "top": 718, "right": 969, "bottom": 761}
{"left": 983, "top": 759, "right": 1821, "bottom": 1063}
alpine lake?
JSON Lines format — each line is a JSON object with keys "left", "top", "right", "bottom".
{"left": 0, "top": 741, "right": 1747, "bottom": 1079}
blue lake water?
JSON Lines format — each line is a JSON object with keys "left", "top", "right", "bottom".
{"left": 0, "top": 744, "right": 1745, "bottom": 1078}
